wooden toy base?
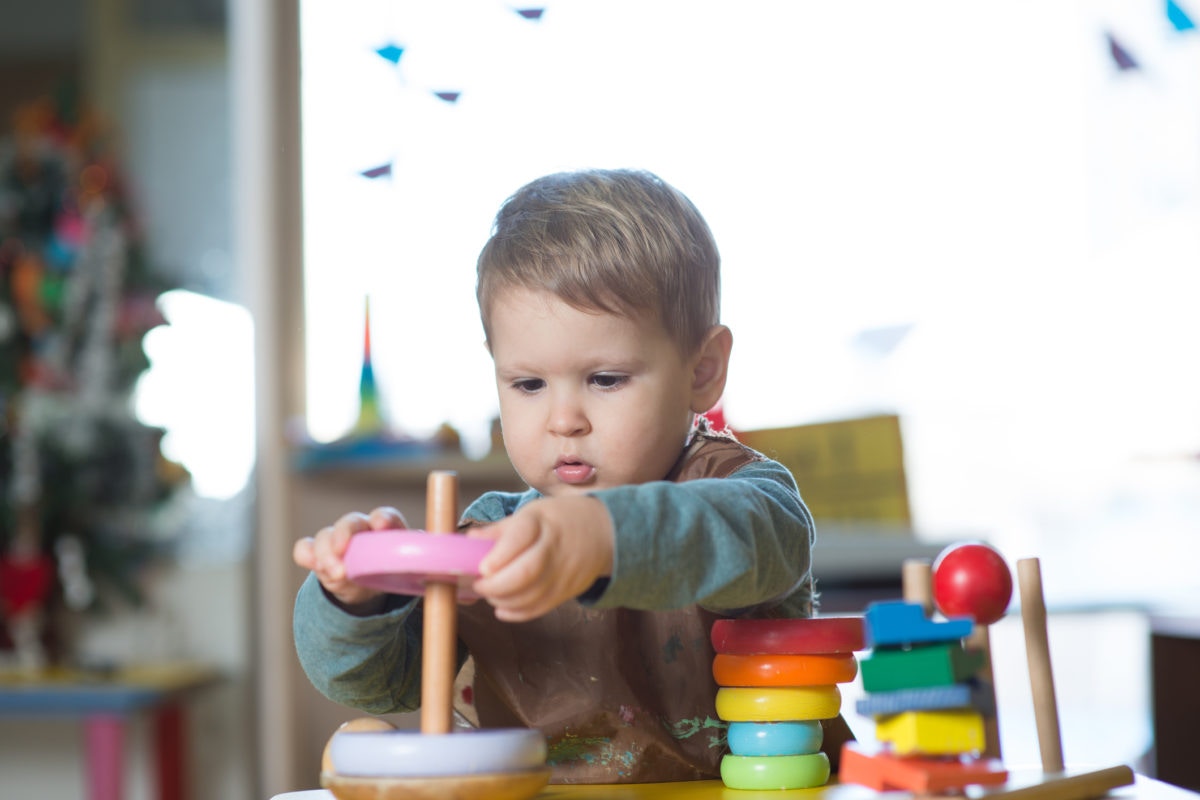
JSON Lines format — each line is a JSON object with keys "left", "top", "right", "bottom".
{"left": 950, "top": 765, "right": 1135, "bottom": 800}
{"left": 320, "top": 767, "right": 551, "bottom": 800}
{"left": 281, "top": 766, "right": 1147, "bottom": 800}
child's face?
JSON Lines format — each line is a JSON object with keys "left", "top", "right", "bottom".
{"left": 488, "top": 287, "right": 699, "bottom": 497}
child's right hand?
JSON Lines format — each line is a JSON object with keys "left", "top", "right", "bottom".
{"left": 293, "top": 506, "right": 408, "bottom": 612}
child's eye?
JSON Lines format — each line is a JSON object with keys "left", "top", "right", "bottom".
{"left": 511, "top": 378, "right": 545, "bottom": 394}
{"left": 590, "top": 373, "right": 629, "bottom": 390}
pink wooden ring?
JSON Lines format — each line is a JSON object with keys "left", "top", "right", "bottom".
{"left": 344, "top": 530, "right": 493, "bottom": 600}
{"left": 711, "top": 616, "right": 865, "bottom": 655}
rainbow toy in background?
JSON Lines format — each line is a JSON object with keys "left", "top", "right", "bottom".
{"left": 710, "top": 617, "right": 863, "bottom": 790}
{"left": 350, "top": 296, "right": 386, "bottom": 437}
{"left": 292, "top": 296, "right": 445, "bottom": 471}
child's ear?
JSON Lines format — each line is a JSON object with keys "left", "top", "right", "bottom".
{"left": 690, "top": 325, "right": 733, "bottom": 414}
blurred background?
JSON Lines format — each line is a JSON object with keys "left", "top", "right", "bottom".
{"left": 0, "top": 1, "right": 1196, "bottom": 798}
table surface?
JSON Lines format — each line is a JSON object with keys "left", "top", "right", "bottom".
{"left": 272, "top": 771, "right": 1199, "bottom": 800}
{"left": 0, "top": 662, "right": 221, "bottom": 715}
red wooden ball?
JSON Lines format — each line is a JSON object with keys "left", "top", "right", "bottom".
{"left": 932, "top": 542, "right": 1013, "bottom": 625}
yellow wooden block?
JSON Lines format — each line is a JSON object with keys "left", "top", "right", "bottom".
{"left": 874, "top": 709, "right": 985, "bottom": 756}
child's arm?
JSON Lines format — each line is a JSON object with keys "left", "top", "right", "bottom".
{"left": 470, "top": 458, "right": 812, "bottom": 620}
{"left": 292, "top": 505, "right": 425, "bottom": 712}
{"left": 591, "top": 457, "right": 814, "bottom": 614}
{"left": 293, "top": 571, "right": 424, "bottom": 713}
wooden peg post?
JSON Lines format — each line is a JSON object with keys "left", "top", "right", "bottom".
{"left": 420, "top": 470, "right": 459, "bottom": 735}
{"left": 902, "top": 558, "right": 933, "bottom": 616}
{"left": 1018, "top": 557, "right": 1065, "bottom": 773}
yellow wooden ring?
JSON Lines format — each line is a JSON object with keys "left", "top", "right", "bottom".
{"left": 721, "top": 752, "right": 831, "bottom": 790}
{"left": 715, "top": 686, "right": 842, "bottom": 722}
{"left": 713, "top": 652, "right": 858, "bottom": 687}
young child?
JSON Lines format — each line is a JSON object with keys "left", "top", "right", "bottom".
{"left": 293, "top": 168, "right": 842, "bottom": 783}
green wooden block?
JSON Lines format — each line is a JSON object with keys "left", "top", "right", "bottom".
{"left": 860, "top": 643, "right": 984, "bottom": 693}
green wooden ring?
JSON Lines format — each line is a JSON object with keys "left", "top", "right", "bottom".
{"left": 720, "top": 752, "right": 831, "bottom": 790}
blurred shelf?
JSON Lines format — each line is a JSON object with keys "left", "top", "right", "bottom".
{"left": 293, "top": 453, "right": 524, "bottom": 489}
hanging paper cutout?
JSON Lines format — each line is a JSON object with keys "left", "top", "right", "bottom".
{"left": 1167, "top": 0, "right": 1197, "bottom": 31}
{"left": 515, "top": 8, "right": 545, "bottom": 20}
{"left": 360, "top": 162, "right": 393, "bottom": 179}
{"left": 375, "top": 43, "right": 405, "bottom": 64}
{"left": 1105, "top": 31, "right": 1140, "bottom": 70}
{"left": 433, "top": 91, "right": 462, "bottom": 103}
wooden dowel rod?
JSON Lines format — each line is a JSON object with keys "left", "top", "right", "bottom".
{"left": 420, "top": 470, "right": 459, "bottom": 735}
{"left": 968, "top": 625, "right": 1003, "bottom": 760}
{"left": 1018, "top": 557, "right": 1065, "bottom": 773}
{"left": 901, "top": 558, "right": 933, "bottom": 616}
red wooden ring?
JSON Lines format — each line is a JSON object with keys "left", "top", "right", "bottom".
{"left": 711, "top": 617, "right": 865, "bottom": 655}
{"left": 713, "top": 652, "right": 858, "bottom": 687}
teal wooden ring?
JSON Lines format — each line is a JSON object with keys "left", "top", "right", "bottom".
{"left": 727, "top": 721, "right": 823, "bottom": 757}
{"left": 720, "top": 752, "right": 831, "bottom": 790}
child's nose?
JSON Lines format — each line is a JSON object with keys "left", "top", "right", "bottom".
{"left": 547, "top": 392, "right": 590, "bottom": 436}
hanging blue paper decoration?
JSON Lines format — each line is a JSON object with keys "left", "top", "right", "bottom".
{"left": 1105, "top": 31, "right": 1140, "bottom": 70}
{"left": 515, "top": 8, "right": 545, "bottom": 20}
{"left": 376, "top": 43, "right": 405, "bottom": 64}
{"left": 433, "top": 91, "right": 462, "bottom": 103}
{"left": 1167, "top": 0, "right": 1197, "bottom": 31}
{"left": 360, "top": 162, "right": 393, "bottom": 179}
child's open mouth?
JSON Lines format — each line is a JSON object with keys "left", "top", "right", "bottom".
{"left": 554, "top": 458, "right": 595, "bottom": 484}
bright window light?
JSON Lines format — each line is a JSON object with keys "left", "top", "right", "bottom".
{"left": 300, "top": 1, "right": 1200, "bottom": 607}
{"left": 135, "top": 289, "right": 256, "bottom": 499}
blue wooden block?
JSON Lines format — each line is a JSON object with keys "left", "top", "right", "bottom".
{"left": 864, "top": 601, "right": 973, "bottom": 648}
{"left": 855, "top": 681, "right": 996, "bottom": 717}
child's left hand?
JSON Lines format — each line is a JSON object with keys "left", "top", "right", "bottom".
{"left": 468, "top": 495, "right": 614, "bottom": 622}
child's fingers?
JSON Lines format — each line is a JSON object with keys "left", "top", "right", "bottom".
{"left": 333, "top": 511, "right": 372, "bottom": 540}
{"left": 293, "top": 537, "right": 317, "bottom": 570}
{"left": 473, "top": 544, "right": 550, "bottom": 607}
{"left": 367, "top": 506, "right": 407, "bottom": 530}
{"left": 487, "top": 581, "right": 555, "bottom": 623}
{"left": 314, "top": 524, "right": 357, "bottom": 581}
{"left": 474, "top": 520, "right": 535, "bottom": 577}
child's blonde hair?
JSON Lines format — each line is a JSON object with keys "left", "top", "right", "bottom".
{"left": 476, "top": 169, "right": 720, "bottom": 354}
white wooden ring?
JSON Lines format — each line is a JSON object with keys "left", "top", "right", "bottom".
{"left": 329, "top": 728, "right": 546, "bottom": 778}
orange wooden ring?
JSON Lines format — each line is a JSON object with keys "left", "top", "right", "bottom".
{"left": 713, "top": 652, "right": 858, "bottom": 687}
{"left": 711, "top": 616, "right": 865, "bottom": 655}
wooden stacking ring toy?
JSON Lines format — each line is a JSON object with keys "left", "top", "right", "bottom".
{"left": 322, "top": 471, "right": 551, "bottom": 800}
{"left": 711, "top": 616, "right": 864, "bottom": 655}
{"left": 715, "top": 686, "right": 842, "bottom": 722}
{"left": 329, "top": 729, "right": 547, "bottom": 777}
{"left": 713, "top": 652, "right": 857, "bottom": 687}
{"left": 720, "top": 752, "right": 831, "bottom": 790}
{"left": 344, "top": 529, "right": 493, "bottom": 599}
{"left": 726, "top": 720, "right": 823, "bottom": 757}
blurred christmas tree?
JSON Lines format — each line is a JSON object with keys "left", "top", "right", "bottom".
{"left": 0, "top": 86, "right": 190, "bottom": 668}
